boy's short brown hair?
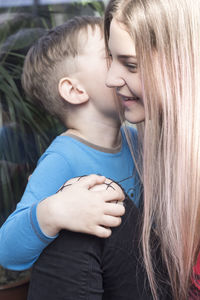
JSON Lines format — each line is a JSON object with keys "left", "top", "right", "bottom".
{"left": 22, "top": 16, "right": 103, "bottom": 123}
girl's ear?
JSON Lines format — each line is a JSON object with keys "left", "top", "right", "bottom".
{"left": 58, "top": 77, "right": 89, "bottom": 104}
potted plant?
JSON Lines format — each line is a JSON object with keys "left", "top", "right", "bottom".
{"left": 0, "top": 266, "right": 30, "bottom": 300}
{"left": 0, "top": 10, "right": 63, "bottom": 298}
{"left": 0, "top": 2, "right": 105, "bottom": 298}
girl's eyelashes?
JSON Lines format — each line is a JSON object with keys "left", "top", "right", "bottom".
{"left": 125, "top": 63, "right": 138, "bottom": 72}
{"left": 107, "top": 52, "right": 113, "bottom": 59}
{"left": 104, "top": 51, "right": 113, "bottom": 61}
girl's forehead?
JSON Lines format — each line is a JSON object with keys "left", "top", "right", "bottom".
{"left": 109, "top": 18, "right": 136, "bottom": 57}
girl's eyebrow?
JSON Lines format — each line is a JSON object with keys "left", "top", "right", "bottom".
{"left": 118, "top": 55, "right": 137, "bottom": 59}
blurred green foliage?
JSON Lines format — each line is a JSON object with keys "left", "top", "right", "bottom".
{"left": 0, "top": 0, "right": 105, "bottom": 226}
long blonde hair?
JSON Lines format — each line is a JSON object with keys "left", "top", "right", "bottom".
{"left": 105, "top": 0, "right": 200, "bottom": 299}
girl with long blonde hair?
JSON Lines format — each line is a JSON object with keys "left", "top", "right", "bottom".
{"left": 104, "top": 0, "right": 200, "bottom": 299}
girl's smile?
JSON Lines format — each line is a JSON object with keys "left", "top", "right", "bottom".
{"left": 117, "top": 92, "right": 141, "bottom": 108}
{"left": 106, "top": 18, "right": 145, "bottom": 124}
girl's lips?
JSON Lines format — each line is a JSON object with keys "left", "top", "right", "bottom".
{"left": 117, "top": 93, "right": 140, "bottom": 101}
{"left": 118, "top": 93, "right": 140, "bottom": 107}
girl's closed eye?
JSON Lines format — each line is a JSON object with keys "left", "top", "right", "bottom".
{"left": 125, "top": 62, "right": 138, "bottom": 72}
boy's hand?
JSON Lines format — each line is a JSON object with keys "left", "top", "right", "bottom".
{"left": 37, "top": 174, "right": 125, "bottom": 238}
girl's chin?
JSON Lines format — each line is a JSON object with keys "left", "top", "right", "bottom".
{"left": 124, "top": 110, "right": 145, "bottom": 124}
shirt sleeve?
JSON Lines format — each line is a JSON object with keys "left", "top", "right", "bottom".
{"left": 189, "top": 253, "right": 200, "bottom": 299}
{"left": 0, "top": 152, "right": 72, "bottom": 270}
{"left": 102, "top": 198, "right": 152, "bottom": 300}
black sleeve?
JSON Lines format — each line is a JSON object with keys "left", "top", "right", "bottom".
{"left": 102, "top": 197, "right": 153, "bottom": 300}
{"left": 28, "top": 230, "right": 105, "bottom": 300}
{"left": 28, "top": 196, "right": 169, "bottom": 300}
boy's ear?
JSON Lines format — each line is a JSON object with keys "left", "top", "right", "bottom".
{"left": 58, "top": 77, "right": 89, "bottom": 104}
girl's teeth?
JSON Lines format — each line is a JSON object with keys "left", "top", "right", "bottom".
{"left": 126, "top": 97, "right": 138, "bottom": 100}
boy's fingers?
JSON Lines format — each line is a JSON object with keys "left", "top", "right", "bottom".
{"left": 100, "top": 189, "right": 125, "bottom": 203}
{"left": 94, "top": 226, "right": 112, "bottom": 238}
{"left": 101, "top": 215, "right": 122, "bottom": 228}
{"left": 70, "top": 174, "right": 106, "bottom": 189}
{"left": 104, "top": 202, "right": 125, "bottom": 217}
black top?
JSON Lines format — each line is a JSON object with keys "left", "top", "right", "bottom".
{"left": 28, "top": 196, "right": 171, "bottom": 300}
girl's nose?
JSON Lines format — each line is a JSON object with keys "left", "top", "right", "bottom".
{"left": 106, "top": 63, "right": 125, "bottom": 89}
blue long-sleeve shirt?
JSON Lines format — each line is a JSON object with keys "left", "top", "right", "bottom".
{"left": 0, "top": 127, "right": 141, "bottom": 270}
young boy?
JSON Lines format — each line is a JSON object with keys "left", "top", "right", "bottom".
{"left": 0, "top": 16, "right": 141, "bottom": 271}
